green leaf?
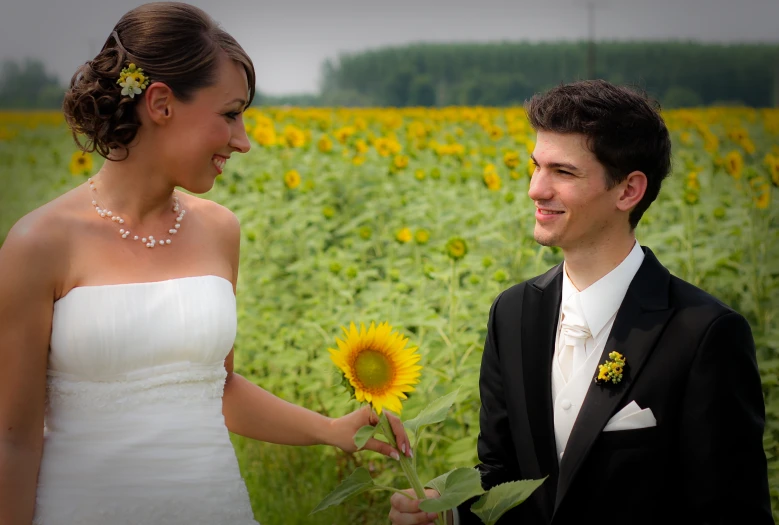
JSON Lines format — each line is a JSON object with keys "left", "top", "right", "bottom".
{"left": 403, "top": 388, "right": 460, "bottom": 436}
{"left": 424, "top": 469, "right": 456, "bottom": 497}
{"left": 469, "top": 477, "right": 547, "bottom": 525}
{"left": 309, "top": 467, "right": 376, "bottom": 515}
{"left": 419, "top": 467, "right": 485, "bottom": 513}
{"left": 353, "top": 425, "right": 377, "bottom": 449}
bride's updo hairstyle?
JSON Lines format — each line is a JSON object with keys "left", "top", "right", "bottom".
{"left": 63, "top": 1, "right": 255, "bottom": 160}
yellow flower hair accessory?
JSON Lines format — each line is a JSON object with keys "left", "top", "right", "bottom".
{"left": 117, "top": 63, "right": 150, "bottom": 99}
{"left": 595, "top": 351, "right": 626, "bottom": 385}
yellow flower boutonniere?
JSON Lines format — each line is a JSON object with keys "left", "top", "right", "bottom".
{"left": 595, "top": 351, "right": 626, "bottom": 385}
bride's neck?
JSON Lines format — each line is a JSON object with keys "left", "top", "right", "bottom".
{"left": 91, "top": 154, "right": 177, "bottom": 224}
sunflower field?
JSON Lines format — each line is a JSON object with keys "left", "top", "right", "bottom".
{"left": 1, "top": 106, "right": 778, "bottom": 524}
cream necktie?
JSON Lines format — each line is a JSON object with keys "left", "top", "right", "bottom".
{"left": 559, "top": 293, "right": 591, "bottom": 382}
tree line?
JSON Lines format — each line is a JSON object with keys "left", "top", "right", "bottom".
{"left": 2, "top": 41, "right": 778, "bottom": 109}
{"left": 317, "top": 41, "right": 779, "bottom": 108}
{"left": 0, "top": 59, "right": 63, "bottom": 109}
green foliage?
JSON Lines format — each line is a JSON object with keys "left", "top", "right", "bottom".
{"left": 0, "top": 59, "right": 63, "bottom": 109}
{"left": 308, "top": 467, "right": 376, "bottom": 514}
{"left": 404, "top": 389, "right": 460, "bottom": 438}
{"left": 470, "top": 478, "right": 548, "bottom": 525}
{"left": 252, "top": 90, "right": 322, "bottom": 108}
{"left": 420, "top": 468, "right": 485, "bottom": 513}
{"left": 322, "top": 41, "right": 779, "bottom": 107}
{"left": 233, "top": 435, "right": 389, "bottom": 524}
{"left": 353, "top": 425, "right": 377, "bottom": 449}
{"left": 663, "top": 86, "right": 704, "bottom": 108}
{"left": 409, "top": 74, "right": 437, "bottom": 107}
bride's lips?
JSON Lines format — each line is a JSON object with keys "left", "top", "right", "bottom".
{"left": 212, "top": 155, "right": 228, "bottom": 174}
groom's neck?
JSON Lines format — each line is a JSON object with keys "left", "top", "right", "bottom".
{"left": 561, "top": 234, "right": 637, "bottom": 292}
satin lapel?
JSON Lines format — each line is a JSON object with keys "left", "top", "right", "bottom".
{"left": 521, "top": 263, "right": 563, "bottom": 516}
{"left": 553, "top": 247, "right": 674, "bottom": 511}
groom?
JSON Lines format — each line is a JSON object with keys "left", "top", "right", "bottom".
{"left": 389, "top": 80, "right": 771, "bottom": 525}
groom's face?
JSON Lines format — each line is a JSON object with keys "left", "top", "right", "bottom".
{"left": 528, "top": 131, "right": 624, "bottom": 251}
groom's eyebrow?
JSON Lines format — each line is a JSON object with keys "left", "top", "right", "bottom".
{"left": 530, "top": 154, "right": 580, "bottom": 172}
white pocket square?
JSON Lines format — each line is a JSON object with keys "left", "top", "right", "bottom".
{"left": 603, "top": 401, "right": 656, "bottom": 432}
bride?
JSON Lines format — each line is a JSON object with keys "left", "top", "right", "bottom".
{"left": 0, "top": 3, "right": 411, "bottom": 524}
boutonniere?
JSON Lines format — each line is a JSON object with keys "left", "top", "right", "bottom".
{"left": 595, "top": 351, "right": 626, "bottom": 385}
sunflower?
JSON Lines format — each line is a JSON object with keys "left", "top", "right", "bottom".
{"left": 284, "top": 169, "right": 301, "bottom": 189}
{"left": 393, "top": 154, "right": 409, "bottom": 170}
{"left": 446, "top": 237, "right": 468, "bottom": 260}
{"left": 329, "top": 322, "right": 422, "bottom": 414}
{"left": 396, "top": 227, "right": 412, "bottom": 243}
{"left": 503, "top": 151, "right": 520, "bottom": 169}
{"left": 282, "top": 125, "right": 306, "bottom": 148}
{"left": 414, "top": 228, "right": 430, "bottom": 245}
{"left": 69, "top": 151, "right": 93, "bottom": 176}
{"left": 483, "top": 171, "right": 502, "bottom": 191}
{"left": 318, "top": 135, "right": 333, "bottom": 153}
{"left": 683, "top": 190, "right": 699, "bottom": 205}
{"left": 253, "top": 126, "right": 277, "bottom": 147}
{"left": 724, "top": 150, "right": 743, "bottom": 180}
{"left": 764, "top": 154, "right": 779, "bottom": 187}
{"left": 334, "top": 126, "right": 355, "bottom": 144}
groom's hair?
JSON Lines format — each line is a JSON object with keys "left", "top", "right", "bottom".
{"left": 524, "top": 80, "right": 672, "bottom": 229}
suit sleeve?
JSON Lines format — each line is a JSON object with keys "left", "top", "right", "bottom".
{"left": 457, "top": 291, "right": 522, "bottom": 524}
{"left": 679, "top": 311, "right": 772, "bottom": 524}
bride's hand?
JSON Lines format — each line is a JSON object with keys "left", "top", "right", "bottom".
{"left": 329, "top": 405, "right": 412, "bottom": 461}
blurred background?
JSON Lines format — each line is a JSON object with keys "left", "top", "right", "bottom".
{"left": 1, "top": 0, "right": 778, "bottom": 109}
{"left": 1, "top": 1, "right": 778, "bottom": 524}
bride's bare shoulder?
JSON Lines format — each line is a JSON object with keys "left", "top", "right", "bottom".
{"left": 1, "top": 185, "right": 88, "bottom": 289}
{"left": 178, "top": 194, "right": 240, "bottom": 275}
{"left": 6, "top": 183, "right": 88, "bottom": 236}
{"left": 180, "top": 193, "right": 240, "bottom": 236}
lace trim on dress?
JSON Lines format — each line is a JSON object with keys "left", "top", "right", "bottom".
{"left": 45, "top": 365, "right": 227, "bottom": 412}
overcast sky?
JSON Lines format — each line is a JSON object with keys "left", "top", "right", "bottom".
{"left": 2, "top": 0, "right": 778, "bottom": 95}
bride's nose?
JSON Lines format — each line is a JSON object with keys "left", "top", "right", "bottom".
{"left": 230, "top": 121, "right": 251, "bottom": 154}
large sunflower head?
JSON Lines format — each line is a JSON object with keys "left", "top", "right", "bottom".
{"left": 329, "top": 322, "right": 422, "bottom": 415}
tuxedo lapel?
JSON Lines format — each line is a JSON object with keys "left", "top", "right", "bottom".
{"left": 521, "top": 263, "right": 563, "bottom": 517}
{"left": 553, "top": 247, "right": 674, "bottom": 512}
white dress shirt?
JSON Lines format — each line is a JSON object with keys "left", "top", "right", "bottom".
{"left": 551, "top": 240, "right": 645, "bottom": 460}
{"left": 451, "top": 241, "right": 644, "bottom": 524}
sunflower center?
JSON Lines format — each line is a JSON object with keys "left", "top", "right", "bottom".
{"left": 353, "top": 350, "right": 393, "bottom": 390}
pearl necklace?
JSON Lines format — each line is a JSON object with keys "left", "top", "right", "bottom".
{"left": 88, "top": 177, "right": 185, "bottom": 249}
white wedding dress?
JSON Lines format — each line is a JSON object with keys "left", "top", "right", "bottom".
{"left": 33, "top": 275, "right": 259, "bottom": 524}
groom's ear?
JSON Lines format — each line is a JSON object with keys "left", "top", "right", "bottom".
{"left": 616, "top": 171, "right": 647, "bottom": 213}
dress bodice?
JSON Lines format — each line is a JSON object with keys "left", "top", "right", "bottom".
{"left": 34, "top": 275, "right": 258, "bottom": 525}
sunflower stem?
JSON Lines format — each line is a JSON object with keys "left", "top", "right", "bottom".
{"left": 448, "top": 259, "right": 458, "bottom": 376}
{"left": 378, "top": 413, "right": 427, "bottom": 498}
{"left": 683, "top": 200, "right": 698, "bottom": 286}
{"left": 371, "top": 485, "right": 417, "bottom": 498}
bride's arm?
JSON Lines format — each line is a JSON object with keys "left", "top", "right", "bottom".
{"left": 214, "top": 205, "right": 411, "bottom": 459}
{"left": 0, "top": 215, "right": 60, "bottom": 525}
{"left": 222, "top": 364, "right": 335, "bottom": 446}
{"left": 221, "top": 359, "right": 408, "bottom": 459}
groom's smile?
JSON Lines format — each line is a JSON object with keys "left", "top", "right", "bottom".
{"left": 528, "top": 130, "right": 624, "bottom": 253}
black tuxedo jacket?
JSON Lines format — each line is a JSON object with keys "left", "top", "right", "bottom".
{"left": 457, "top": 246, "right": 771, "bottom": 524}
